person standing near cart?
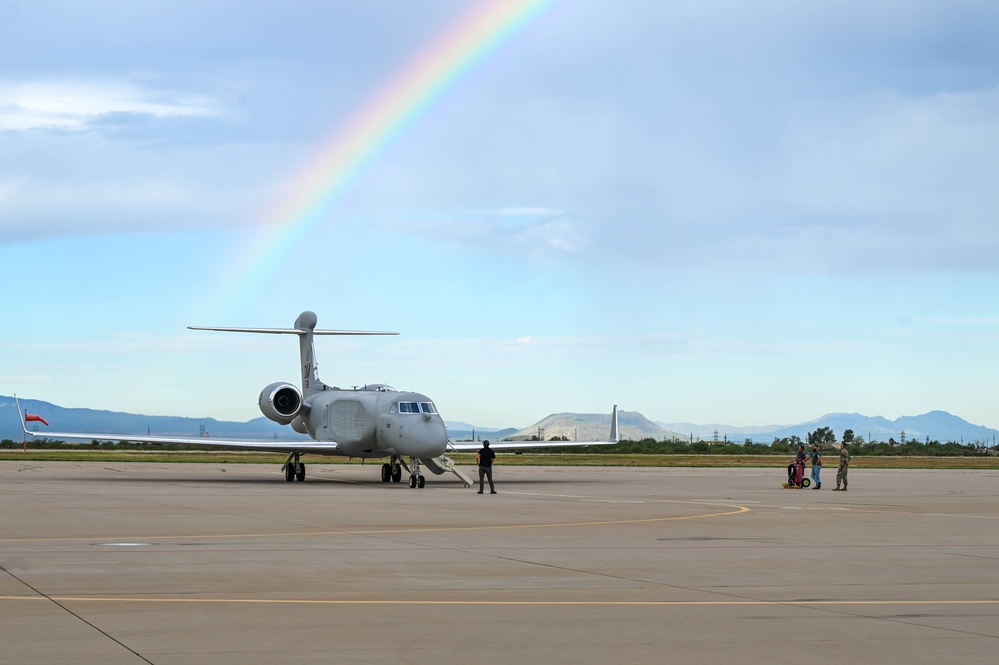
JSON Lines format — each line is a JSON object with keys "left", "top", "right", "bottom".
{"left": 787, "top": 444, "right": 807, "bottom": 486}
{"left": 833, "top": 440, "right": 850, "bottom": 491}
{"left": 810, "top": 442, "right": 823, "bottom": 489}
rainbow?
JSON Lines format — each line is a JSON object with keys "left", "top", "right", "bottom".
{"left": 214, "top": 0, "right": 559, "bottom": 315}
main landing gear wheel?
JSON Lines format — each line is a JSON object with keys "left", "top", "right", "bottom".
{"left": 384, "top": 458, "right": 403, "bottom": 483}
{"left": 283, "top": 452, "right": 305, "bottom": 482}
{"left": 417, "top": 475, "right": 425, "bottom": 488}
{"left": 409, "top": 475, "right": 417, "bottom": 488}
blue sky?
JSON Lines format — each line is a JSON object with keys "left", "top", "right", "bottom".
{"left": 2, "top": 0, "right": 998, "bottom": 430}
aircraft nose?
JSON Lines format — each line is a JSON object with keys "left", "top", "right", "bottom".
{"left": 411, "top": 418, "right": 448, "bottom": 458}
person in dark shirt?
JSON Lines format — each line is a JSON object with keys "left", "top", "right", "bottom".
{"left": 476, "top": 440, "right": 497, "bottom": 494}
{"left": 787, "top": 444, "right": 807, "bottom": 486}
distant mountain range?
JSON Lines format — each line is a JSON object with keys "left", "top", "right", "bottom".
{"left": 0, "top": 396, "right": 309, "bottom": 442}
{"left": 442, "top": 421, "right": 520, "bottom": 441}
{"left": 659, "top": 411, "right": 998, "bottom": 444}
{"left": 512, "top": 410, "right": 663, "bottom": 442}
{"left": 2, "top": 395, "right": 995, "bottom": 445}
{"left": 454, "top": 410, "right": 998, "bottom": 444}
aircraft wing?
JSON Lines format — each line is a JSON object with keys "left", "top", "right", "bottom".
{"left": 14, "top": 396, "right": 339, "bottom": 455}
{"left": 447, "top": 405, "right": 619, "bottom": 452}
{"left": 447, "top": 438, "right": 618, "bottom": 452}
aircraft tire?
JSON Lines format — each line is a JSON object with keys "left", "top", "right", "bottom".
{"left": 296, "top": 464, "right": 306, "bottom": 482}
{"left": 392, "top": 466, "right": 402, "bottom": 482}
{"left": 409, "top": 475, "right": 417, "bottom": 488}
{"left": 284, "top": 465, "right": 295, "bottom": 482}
{"left": 417, "top": 475, "right": 426, "bottom": 489}
{"left": 381, "top": 464, "right": 391, "bottom": 482}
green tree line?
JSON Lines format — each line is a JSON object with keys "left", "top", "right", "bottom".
{"left": 520, "top": 428, "right": 995, "bottom": 457}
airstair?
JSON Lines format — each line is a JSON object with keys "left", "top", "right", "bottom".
{"left": 421, "top": 454, "right": 474, "bottom": 487}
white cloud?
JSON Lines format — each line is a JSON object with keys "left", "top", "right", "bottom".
{"left": 379, "top": 210, "right": 587, "bottom": 258}
{"left": 915, "top": 318, "right": 999, "bottom": 326}
{"left": 492, "top": 207, "right": 563, "bottom": 216}
{"left": 0, "top": 122, "right": 297, "bottom": 243}
{"left": 514, "top": 217, "right": 587, "bottom": 255}
{"left": 0, "top": 78, "right": 225, "bottom": 131}
{"left": 781, "top": 88, "right": 999, "bottom": 217}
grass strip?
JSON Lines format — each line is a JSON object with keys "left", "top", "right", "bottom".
{"left": 2, "top": 451, "right": 997, "bottom": 469}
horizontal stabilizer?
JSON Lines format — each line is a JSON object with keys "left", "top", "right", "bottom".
{"left": 188, "top": 326, "right": 398, "bottom": 336}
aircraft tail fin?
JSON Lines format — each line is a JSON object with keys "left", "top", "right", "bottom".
{"left": 293, "top": 311, "right": 326, "bottom": 397}
{"left": 610, "top": 404, "right": 619, "bottom": 442}
{"left": 189, "top": 310, "right": 398, "bottom": 398}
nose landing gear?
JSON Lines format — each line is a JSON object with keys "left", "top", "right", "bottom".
{"left": 407, "top": 456, "right": 425, "bottom": 489}
{"left": 381, "top": 455, "right": 426, "bottom": 488}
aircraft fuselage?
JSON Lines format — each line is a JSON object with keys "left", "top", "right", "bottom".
{"left": 299, "top": 386, "right": 448, "bottom": 460}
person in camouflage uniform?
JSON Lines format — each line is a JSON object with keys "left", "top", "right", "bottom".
{"left": 833, "top": 441, "right": 850, "bottom": 491}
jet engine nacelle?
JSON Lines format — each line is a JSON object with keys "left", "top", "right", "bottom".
{"left": 258, "top": 382, "right": 303, "bottom": 425}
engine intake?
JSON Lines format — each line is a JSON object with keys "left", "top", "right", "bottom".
{"left": 259, "top": 382, "right": 303, "bottom": 425}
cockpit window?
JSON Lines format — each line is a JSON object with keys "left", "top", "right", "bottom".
{"left": 397, "top": 401, "right": 437, "bottom": 414}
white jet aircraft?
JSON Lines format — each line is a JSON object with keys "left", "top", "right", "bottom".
{"left": 17, "top": 311, "right": 618, "bottom": 488}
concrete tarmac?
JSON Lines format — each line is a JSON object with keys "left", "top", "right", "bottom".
{"left": 1, "top": 461, "right": 997, "bottom": 664}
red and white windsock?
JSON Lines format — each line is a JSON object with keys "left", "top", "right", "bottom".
{"left": 25, "top": 413, "right": 49, "bottom": 427}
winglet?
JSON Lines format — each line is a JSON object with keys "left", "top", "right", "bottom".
{"left": 610, "top": 405, "right": 619, "bottom": 443}
{"left": 14, "top": 393, "right": 36, "bottom": 441}
{"left": 14, "top": 394, "right": 28, "bottom": 435}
